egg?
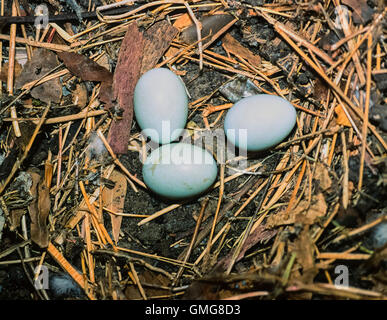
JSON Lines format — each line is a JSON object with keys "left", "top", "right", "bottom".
{"left": 224, "top": 94, "right": 297, "bottom": 151}
{"left": 134, "top": 68, "right": 188, "bottom": 144}
{"left": 143, "top": 143, "right": 218, "bottom": 199}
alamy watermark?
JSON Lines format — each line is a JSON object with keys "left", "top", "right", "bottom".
{"left": 334, "top": 264, "right": 349, "bottom": 287}
{"left": 34, "top": 265, "right": 49, "bottom": 290}
{"left": 333, "top": 5, "right": 350, "bottom": 30}
{"left": 34, "top": 4, "right": 49, "bottom": 30}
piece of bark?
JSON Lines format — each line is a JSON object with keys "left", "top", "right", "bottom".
{"left": 108, "top": 23, "right": 144, "bottom": 154}
{"left": 140, "top": 21, "right": 179, "bottom": 74}
{"left": 222, "top": 33, "right": 261, "bottom": 67}
{"left": 56, "top": 51, "right": 114, "bottom": 109}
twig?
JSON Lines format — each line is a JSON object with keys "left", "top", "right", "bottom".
{"left": 96, "top": 129, "right": 146, "bottom": 189}
{"left": 47, "top": 242, "right": 96, "bottom": 300}
{"left": 173, "top": 198, "right": 208, "bottom": 286}
{"left": 92, "top": 249, "right": 175, "bottom": 280}
{"left": 341, "top": 131, "right": 349, "bottom": 209}
{"left": 317, "top": 252, "right": 371, "bottom": 260}
{"left": 129, "top": 262, "right": 147, "bottom": 300}
{"left": 358, "top": 34, "right": 372, "bottom": 191}
{"left": 225, "top": 174, "right": 274, "bottom": 275}
{"left": 10, "top": 106, "right": 21, "bottom": 137}
{"left": 333, "top": 0, "right": 365, "bottom": 86}
{"left": 332, "top": 215, "right": 387, "bottom": 244}
{"left": 0, "top": 33, "right": 70, "bottom": 51}
{"left": 184, "top": 1, "right": 203, "bottom": 70}
{"left": 7, "top": 1, "right": 17, "bottom": 95}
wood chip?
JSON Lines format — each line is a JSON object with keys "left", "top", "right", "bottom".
{"left": 222, "top": 33, "right": 261, "bottom": 67}
{"left": 108, "top": 23, "right": 144, "bottom": 154}
{"left": 141, "top": 21, "right": 179, "bottom": 74}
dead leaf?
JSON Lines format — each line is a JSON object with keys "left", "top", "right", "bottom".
{"left": 335, "top": 104, "right": 351, "bottom": 127}
{"left": 267, "top": 192, "right": 328, "bottom": 227}
{"left": 140, "top": 21, "right": 179, "bottom": 74}
{"left": 15, "top": 49, "right": 62, "bottom": 104}
{"left": 107, "top": 23, "right": 143, "bottom": 154}
{"left": 124, "top": 269, "right": 171, "bottom": 299}
{"left": 9, "top": 209, "right": 25, "bottom": 231}
{"left": 314, "top": 78, "right": 329, "bottom": 102}
{"left": 56, "top": 51, "right": 114, "bottom": 109}
{"left": 72, "top": 83, "right": 88, "bottom": 108}
{"left": 288, "top": 226, "right": 318, "bottom": 299}
{"left": 314, "top": 162, "right": 333, "bottom": 192}
{"left": 290, "top": 227, "right": 317, "bottom": 284}
{"left": 222, "top": 33, "right": 261, "bottom": 67}
{"left": 27, "top": 169, "right": 50, "bottom": 248}
{"left": 180, "top": 14, "right": 234, "bottom": 45}
{"left": 342, "top": 0, "right": 374, "bottom": 24}
{"left": 102, "top": 170, "right": 127, "bottom": 243}
{"left": 236, "top": 225, "right": 277, "bottom": 262}
{"left": 215, "top": 225, "right": 277, "bottom": 271}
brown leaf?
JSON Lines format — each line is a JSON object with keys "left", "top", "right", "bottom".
{"left": 56, "top": 51, "right": 114, "bottom": 109}
{"left": 342, "top": 0, "right": 374, "bottom": 24}
{"left": 140, "top": 21, "right": 179, "bottom": 74}
{"left": 27, "top": 169, "right": 50, "bottom": 248}
{"left": 287, "top": 226, "right": 318, "bottom": 299}
{"left": 72, "top": 83, "right": 88, "bottom": 108}
{"left": 9, "top": 209, "right": 25, "bottom": 231}
{"left": 222, "top": 33, "right": 261, "bottom": 67}
{"left": 267, "top": 192, "right": 327, "bottom": 227}
{"left": 124, "top": 270, "right": 171, "bottom": 299}
{"left": 335, "top": 104, "right": 351, "bottom": 127}
{"left": 236, "top": 225, "right": 277, "bottom": 262}
{"left": 102, "top": 170, "right": 127, "bottom": 244}
{"left": 290, "top": 227, "right": 317, "bottom": 284}
{"left": 15, "top": 49, "right": 62, "bottom": 104}
{"left": 38, "top": 181, "right": 50, "bottom": 230}
{"left": 57, "top": 51, "right": 112, "bottom": 82}
{"left": 314, "top": 162, "right": 333, "bottom": 192}
{"left": 313, "top": 78, "right": 329, "bottom": 102}
{"left": 107, "top": 23, "right": 144, "bottom": 154}
{"left": 215, "top": 225, "right": 277, "bottom": 271}
{"left": 180, "top": 14, "right": 234, "bottom": 45}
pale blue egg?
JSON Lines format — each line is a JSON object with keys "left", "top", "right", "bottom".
{"left": 224, "top": 94, "right": 297, "bottom": 151}
{"left": 134, "top": 68, "right": 188, "bottom": 144}
{"left": 143, "top": 143, "right": 218, "bottom": 199}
